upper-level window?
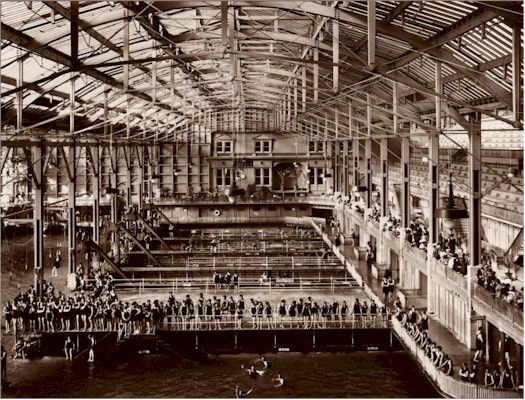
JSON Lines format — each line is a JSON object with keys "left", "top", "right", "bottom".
{"left": 216, "top": 141, "right": 232, "bottom": 153}
{"left": 255, "top": 168, "right": 270, "bottom": 185}
{"left": 309, "top": 141, "right": 324, "bottom": 153}
{"left": 255, "top": 140, "right": 271, "bottom": 153}
{"left": 216, "top": 168, "right": 232, "bottom": 186}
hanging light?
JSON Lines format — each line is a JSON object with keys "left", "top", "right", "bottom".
{"left": 352, "top": 185, "right": 368, "bottom": 193}
{"left": 434, "top": 173, "right": 469, "bottom": 224}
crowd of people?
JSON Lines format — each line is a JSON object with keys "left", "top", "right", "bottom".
{"left": 396, "top": 304, "right": 521, "bottom": 390}
{"left": 3, "top": 271, "right": 118, "bottom": 337}
{"left": 397, "top": 305, "right": 454, "bottom": 377}
{"left": 3, "top": 283, "right": 392, "bottom": 338}
{"left": 477, "top": 251, "right": 523, "bottom": 310}
{"left": 432, "top": 232, "right": 470, "bottom": 275}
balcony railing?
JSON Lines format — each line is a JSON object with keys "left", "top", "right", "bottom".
{"left": 472, "top": 284, "right": 523, "bottom": 327}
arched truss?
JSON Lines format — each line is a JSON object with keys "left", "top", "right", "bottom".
{"left": 1, "top": 1, "right": 522, "bottom": 143}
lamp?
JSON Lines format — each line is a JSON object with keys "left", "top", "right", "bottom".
{"left": 352, "top": 185, "right": 368, "bottom": 193}
{"left": 434, "top": 173, "right": 469, "bottom": 222}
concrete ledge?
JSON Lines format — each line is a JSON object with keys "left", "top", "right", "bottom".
{"left": 354, "top": 247, "right": 367, "bottom": 260}
{"left": 397, "top": 288, "right": 426, "bottom": 309}
{"left": 371, "top": 263, "right": 390, "bottom": 279}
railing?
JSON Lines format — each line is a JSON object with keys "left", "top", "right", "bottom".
{"left": 431, "top": 260, "right": 468, "bottom": 292}
{"left": 472, "top": 285, "right": 523, "bottom": 327}
{"left": 150, "top": 195, "right": 336, "bottom": 207}
{"left": 159, "top": 315, "right": 390, "bottom": 331}
{"left": 112, "top": 276, "right": 359, "bottom": 294}
{"left": 392, "top": 318, "right": 523, "bottom": 399}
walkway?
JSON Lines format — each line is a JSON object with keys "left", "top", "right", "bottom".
{"left": 328, "top": 235, "right": 485, "bottom": 383}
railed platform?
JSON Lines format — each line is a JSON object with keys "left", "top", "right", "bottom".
{"left": 37, "top": 327, "right": 401, "bottom": 357}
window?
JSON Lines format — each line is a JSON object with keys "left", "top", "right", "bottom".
{"left": 216, "top": 169, "right": 232, "bottom": 186}
{"left": 317, "top": 168, "right": 324, "bottom": 185}
{"left": 255, "top": 168, "right": 270, "bottom": 185}
{"left": 309, "top": 141, "right": 324, "bottom": 153}
{"left": 255, "top": 140, "right": 271, "bottom": 153}
{"left": 216, "top": 141, "right": 232, "bottom": 153}
{"left": 309, "top": 168, "right": 315, "bottom": 185}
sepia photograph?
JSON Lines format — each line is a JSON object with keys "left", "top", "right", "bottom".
{"left": 0, "top": 1, "right": 523, "bottom": 398}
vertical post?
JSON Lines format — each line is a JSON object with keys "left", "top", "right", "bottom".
{"left": 302, "top": 65, "right": 307, "bottom": 113}
{"left": 427, "top": 61, "right": 442, "bottom": 313}
{"left": 221, "top": 1, "right": 228, "bottom": 46}
{"left": 69, "top": 0, "right": 78, "bottom": 278}
{"left": 16, "top": 54, "right": 23, "bottom": 132}
{"left": 398, "top": 81, "right": 410, "bottom": 287}
{"left": 468, "top": 115, "right": 482, "bottom": 349}
{"left": 313, "top": 47, "right": 319, "bottom": 104}
{"left": 68, "top": 75, "right": 77, "bottom": 279}
{"left": 33, "top": 143, "right": 44, "bottom": 297}
{"left": 367, "top": 0, "right": 376, "bottom": 68}
{"left": 512, "top": 21, "right": 522, "bottom": 123}
{"left": 111, "top": 146, "right": 119, "bottom": 263}
{"left": 365, "top": 94, "right": 372, "bottom": 208}
{"left": 92, "top": 143, "right": 100, "bottom": 245}
{"left": 332, "top": 15, "right": 339, "bottom": 93}
{"left": 123, "top": 10, "right": 129, "bottom": 91}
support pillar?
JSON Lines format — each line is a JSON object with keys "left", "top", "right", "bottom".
{"left": 67, "top": 143, "right": 77, "bottom": 278}
{"left": 92, "top": 144, "right": 100, "bottom": 245}
{"left": 32, "top": 143, "right": 44, "bottom": 297}
{"left": 427, "top": 61, "right": 442, "bottom": 313}
{"left": 110, "top": 146, "right": 120, "bottom": 263}
{"left": 377, "top": 118, "right": 388, "bottom": 264}
{"left": 367, "top": 0, "right": 376, "bottom": 68}
{"left": 332, "top": 16, "right": 339, "bottom": 93}
{"left": 365, "top": 94, "right": 372, "bottom": 209}
{"left": 67, "top": 74, "right": 77, "bottom": 281}
{"left": 468, "top": 116, "right": 482, "bottom": 350}
{"left": 512, "top": 21, "right": 522, "bottom": 123}
{"left": 398, "top": 80, "right": 410, "bottom": 286}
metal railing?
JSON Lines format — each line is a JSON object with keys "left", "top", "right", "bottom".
{"left": 113, "top": 276, "right": 360, "bottom": 295}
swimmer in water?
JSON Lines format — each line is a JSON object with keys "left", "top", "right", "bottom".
{"left": 241, "top": 364, "right": 265, "bottom": 377}
{"left": 273, "top": 372, "right": 285, "bottom": 388}
{"left": 256, "top": 355, "right": 270, "bottom": 368}
{"left": 235, "top": 386, "right": 253, "bottom": 398}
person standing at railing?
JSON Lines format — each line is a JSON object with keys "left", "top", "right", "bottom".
{"left": 459, "top": 363, "right": 469, "bottom": 382}
{"left": 256, "top": 301, "right": 264, "bottom": 329}
{"left": 500, "top": 366, "right": 515, "bottom": 389}
{"left": 302, "top": 299, "right": 311, "bottom": 329}
{"left": 352, "top": 299, "right": 361, "bottom": 329}
{"left": 235, "top": 303, "right": 244, "bottom": 329}
{"left": 369, "top": 300, "right": 377, "bottom": 328}
{"left": 417, "top": 309, "right": 429, "bottom": 333}
{"left": 296, "top": 299, "right": 304, "bottom": 327}
{"left": 340, "top": 301, "right": 348, "bottom": 328}
{"left": 484, "top": 368, "right": 494, "bottom": 387}
{"left": 213, "top": 303, "right": 222, "bottom": 330}
{"left": 250, "top": 299, "right": 257, "bottom": 329}
{"left": 440, "top": 354, "right": 453, "bottom": 377}
{"left": 264, "top": 302, "right": 273, "bottom": 329}
{"left": 332, "top": 301, "right": 340, "bottom": 328}
{"left": 288, "top": 301, "right": 297, "bottom": 329}
{"left": 278, "top": 300, "right": 287, "bottom": 329}
{"left": 469, "top": 363, "right": 478, "bottom": 384}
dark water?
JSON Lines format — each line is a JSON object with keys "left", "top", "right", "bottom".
{"left": 1, "top": 233, "right": 440, "bottom": 398}
{"left": 3, "top": 351, "right": 440, "bottom": 398}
